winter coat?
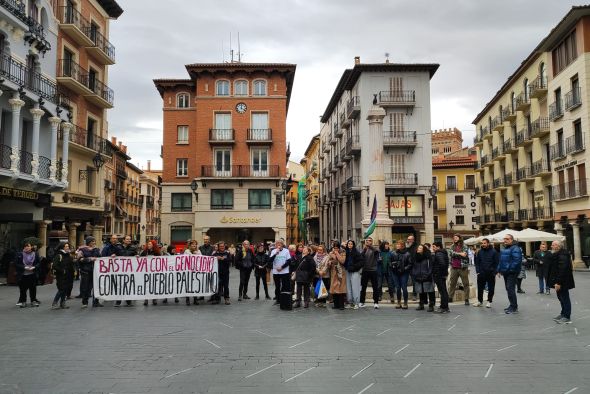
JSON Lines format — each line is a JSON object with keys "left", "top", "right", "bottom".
{"left": 328, "top": 250, "right": 347, "bottom": 294}
{"left": 294, "top": 255, "right": 316, "bottom": 284}
{"left": 101, "top": 242, "right": 122, "bottom": 257}
{"left": 390, "top": 249, "right": 412, "bottom": 275}
{"left": 345, "top": 246, "right": 364, "bottom": 272}
{"left": 213, "top": 251, "right": 232, "bottom": 273}
{"left": 76, "top": 246, "right": 100, "bottom": 275}
{"left": 498, "top": 244, "right": 522, "bottom": 274}
{"left": 449, "top": 243, "right": 469, "bottom": 269}
{"left": 14, "top": 251, "right": 40, "bottom": 282}
{"left": 475, "top": 246, "right": 499, "bottom": 274}
{"left": 253, "top": 252, "right": 269, "bottom": 276}
{"left": 432, "top": 250, "right": 450, "bottom": 279}
{"left": 52, "top": 251, "right": 75, "bottom": 291}
{"left": 547, "top": 250, "right": 575, "bottom": 290}
{"left": 361, "top": 246, "right": 379, "bottom": 272}
{"left": 235, "top": 246, "right": 255, "bottom": 270}
{"left": 412, "top": 252, "right": 433, "bottom": 283}
{"left": 315, "top": 253, "right": 330, "bottom": 278}
{"left": 199, "top": 244, "right": 214, "bottom": 256}
{"left": 120, "top": 244, "right": 138, "bottom": 257}
{"left": 533, "top": 250, "right": 550, "bottom": 278}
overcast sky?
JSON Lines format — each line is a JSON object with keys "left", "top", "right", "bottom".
{"left": 108, "top": 0, "right": 581, "bottom": 170}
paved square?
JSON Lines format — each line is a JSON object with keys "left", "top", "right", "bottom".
{"left": 0, "top": 270, "right": 589, "bottom": 394}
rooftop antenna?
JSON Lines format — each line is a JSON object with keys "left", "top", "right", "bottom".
{"left": 385, "top": 52, "right": 390, "bottom": 64}
{"left": 238, "top": 32, "right": 241, "bottom": 62}
{"left": 230, "top": 32, "right": 233, "bottom": 62}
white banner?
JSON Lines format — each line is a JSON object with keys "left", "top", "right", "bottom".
{"left": 93, "top": 255, "right": 218, "bottom": 301}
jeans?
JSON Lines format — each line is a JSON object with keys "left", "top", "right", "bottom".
{"left": 296, "top": 282, "right": 310, "bottom": 304}
{"left": 391, "top": 272, "right": 410, "bottom": 303}
{"left": 346, "top": 271, "right": 361, "bottom": 305}
{"left": 218, "top": 270, "right": 230, "bottom": 299}
{"left": 477, "top": 272, "right": 496, "bottom": 303}
{"left": 538, "top": 276, "right": 548, "bottom": 293}
{"left": 273, "top": 273, "right": 291, "bottom": 300}
{"left": 80, "top": 271, "right": 95, "bottom": 305}
{"left": 434, "top": 276, "right": 449, "bottom": 309}
{"left": 239, "top": 268, "right": 252, "bottom": 297}
{"left": 448, "top": 267, "right": 470, "bottom": 301}
{"left": 503, "top": 272, "right": 518, "bottom": 310}
{"left": 360, "top": 270, "right": 379, "bottom": 304}
{"left": 18, "top": 275, "right": 37, "bottom": 303}
{"left": 419, "top": 291, "right": 436, "bottom": 307}
{"left": 255, "top": 270, "right": 269, "bottom": 297}
{"left": 53, "top": 289, "right": 66, "bottom": 305}
{"left": 376, "top": 265, "right": 393, "bottom": 299}
{"left": 556, "top": 288, "right": 571, "bottom": 319}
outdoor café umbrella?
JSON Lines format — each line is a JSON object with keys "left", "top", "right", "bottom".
{"left": 515, "top": 228, "right": 565, "bottom": 242}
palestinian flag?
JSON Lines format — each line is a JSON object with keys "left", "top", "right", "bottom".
{"left": 363, "top": 195, "right": 377, "bottom": 238}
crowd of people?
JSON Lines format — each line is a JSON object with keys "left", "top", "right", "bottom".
{"left": 11, "top": 232, "right": 576, "bottom": 323}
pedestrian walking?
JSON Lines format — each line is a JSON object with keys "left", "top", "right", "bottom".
{"left": 236, "top": 240, "right": 254, "bottom": 301}
{"left": 533, "top": 242, "right": 550, "bottom": 295}
{"left": 51, "top": 242, "right": 75, "bottom": 310}
{"left": 293, "top": 246, "right": 316, "bottom": 308}
{"left": 413, "top": 244, "right": 435, "bottom": 312}
{"left": 213, "top": 241, "right": 232, "bottom": 305}
{"left": 547, "top": 241, "right": 575, "bottom": 324}
{"left": 328, "top": 241, "right": 347, "bottom": 310}
{"left": 432, "top": 241, "right": 450, "bottom": 313}
{"left": 345, "top": 240, "right": 363, "bottom": 309}
{"left": 141, "top": 240, "right": 161, "bottom": 306}
{"left": 474, "top": 238, "right": 499, "bottom": 308}
{"left": 15, "top": 241, "right": 41, "bottom": 308}
{"left": 447, "top": 234, "right": 471, "bottom": 305}
{"left": 359, "top": 237, "right": 380, "bottom": 309}
{"left": 390, "top": 240, "right": 412, "bottom": 309}
{"left": 497, "top": 234, "right": 522, "bottom": 314}
{"left": 253, "top": 243, "right": 270, "bottom": 300}
{"left": 78, "top": 237, "right": 101, "bottom": 308}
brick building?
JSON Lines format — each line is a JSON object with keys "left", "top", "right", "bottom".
{"left": 154, "top": 63, "right": 296, "bottom": 247}
{"left": 431, "top": 127, "right": 463, "bottom": 156}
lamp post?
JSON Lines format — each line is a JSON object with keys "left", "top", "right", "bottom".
{"left": 428, "top": 183, "right": 438, "bottom": 207}
{"left": 448, "top": 220, "right": 454, "bottom": 230}
{"left": 190, "top": 179, "right": 199, "bottom": 203}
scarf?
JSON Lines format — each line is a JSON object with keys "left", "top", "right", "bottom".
{"left": 23, "top": 250, "right": 35, "bottom": 266}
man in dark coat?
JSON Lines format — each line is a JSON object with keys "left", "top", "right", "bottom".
{"left": 115, "top": 235, "right": 136, "bottom": 307}
{"left": 474, "top": 238, "right": 499, "bottom": 308}
{"left": 432, "top": 242, "right": 450, "bottom": 313}
{"left": 547, "top": 241, "right": 575, "bottom": 324}
{"left": 532, "top": 242, "right": 550, "bottom": 294}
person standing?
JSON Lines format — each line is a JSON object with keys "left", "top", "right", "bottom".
{"left": 115, "top": 235, "right": 136, "bottom": 307}
{"left": 269, "top": 239, "right": 291, "bottom": 305}
{"left": 253, "top": 243, "right": 270, "bottom": 300}
{"left": 328, "top": 241, "right": 347, "bottom": 310}
{"left": 406, "top": 235, "right": 418, "bottom": 301}
{"left": 345, "top": 240, "right": 363, "bottom": 309}
{"left": 15, "top": 242, "right": 41, "bottom": 308}
{"left": 78, "top": 237, "right": 101, "bottom": 308}
{"left": 141, "top": 240, "right": 161, "bottom": 306}
{"left": 183, "top": 239, "right": 202, "bottom": 305}
{"left": 547, "top": 241, "right": 575, "bottom": 324}
{"left": 314, "top": 244, "right": 330, "bottom": 307}
{"left": 432, "top": 242, "right": 450, "bottom": 313}
{"left": 377, "top": 241, "right": 393, "bottom": 302}
{"left": 236, "top": 240, "right": 255, "bottom": 301}
{"left": 497, "top": 234, "right": 522, "bottom": 314}
{"left": 51, "top": 242, "right": 75, "bottom": 310}
{"left": 199, "top": 236, "right": 214, "bottom": 256}
{"left": 360, "top": 237, "right": 380, "bottom": 309}
{"left": 213, "top": 242, "right": 232, "bottom": 305}
{"left": 390, "top": 240, "right": 412, "bottom": 309}
{"left": 474, "top": 238, "right": 499, "bottom": 308}
{"left": 447, "top": 234, "right": 471, "bottom": 305}
{"left": 533, "top": 242, "right": 550, "bottom": 295}
{"left": 412, "top": 244, "right": 435, "bottom": 312}
{"left": 293, "top": 246, "right": 317, "bottom": 308}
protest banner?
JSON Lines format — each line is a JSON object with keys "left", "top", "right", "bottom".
{"left": 93, "top": 255, "right": 218, "bottom": 301}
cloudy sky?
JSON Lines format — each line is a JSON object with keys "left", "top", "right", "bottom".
{"left": 108, "top": 0, "right": 581, "bottom": 170}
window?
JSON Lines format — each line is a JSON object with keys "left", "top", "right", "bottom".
{"left": 574, "top": 119, "right": 583, "bottom": 148}
{"left": 177, "top": 93, "right": 189, "bottom": 108}
{"left": 523, "top": 78, "right": 529, "bottom": 101}
{"left": 465, "top": 175, "right": 475, "bottom": 190}
{"left": 456, "top": 216, "right": 465, "bottom": 225}
{"left": 251, "top": 148, "right": 268, "bottom": 176}
{"left": 171, "top": 193, "right": 192, "bottom": 212}
{"left": 446, "top": 176, "right": 457, "bottom": 190}
{"left": 89, "top": 22, "right": 99, "bottom": 43}
{"left": 433, "top": 216, "right": 439, "bottom": 230}
{"left": 552, "top": 29, "right": 577, "bottom": 75}
{"left": 171, "top": 226, "right": 192, "bottom": 244}
{"left": 253, "top": 80, "right": 267, "bottom": 96}
{"left": 88, "top": 67, "right": 97, "bottom": 92}
{"left": 86, "top": 165, "right": 94, "bottom": 194}
{"left": 214, "top": 149, "right": 231, "bottom": 176}
{"left": 540, "top": 62, "right": 547, "bottom": 85}
{"left": 454, "top": 195, "right": 464, "bottom": 205}
{"left": 216, "top": 80, "right": 230, "bottom": 96}
{"left": 87, "top": 117, "right": 96, "bottom": 148}
{"left": 176, "top": 158, "right": 188, "bottom": 177}
{"left": 250, "top": 112, "right": 269, "bottom": 140}
{"left": 213, "top": 113, "right": 232, "bottom": 141}
{"left": 234, "top": 80, "right": 248, "bottom": 96}
{"left": 248, "top": 189, "right": 271, "bottom": 209}
{"left": 211, "top": 189, "right": 233, "bottom": 209}
{"left": 177, "top": 125, "right": 188, "bottom": 143}
{"left": 432, "top": 196, "right": 438, "bottom": 210}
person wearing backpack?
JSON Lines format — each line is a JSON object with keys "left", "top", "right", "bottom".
{"left": 51, "top": 242, "right": 75, "bottom": 310}
{"left": 345, "top": 240, "right": 364, "bottom": 309}
{"left": 497, "top": 234, "right": 522, "bottom": 314}
{"left": 412, "top": 244, "right": 435, "bottom": 312}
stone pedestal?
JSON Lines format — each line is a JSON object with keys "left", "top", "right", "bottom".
{"left": 36, "top": 220, "right": 51, "bottom": 257}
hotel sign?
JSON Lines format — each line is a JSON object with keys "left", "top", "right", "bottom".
{"left": 0, "top": 186, "right": 50, "bottom": 205}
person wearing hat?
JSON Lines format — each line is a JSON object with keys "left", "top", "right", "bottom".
{"left": 51, "top": 242, "right": 75, "bottom": 310}
{"left": 76, "top": 236, "right": 102, "bottom": 308}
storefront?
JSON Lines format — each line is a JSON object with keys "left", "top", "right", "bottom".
{"left": 195, "top": 212, "right": 285, "bottom": 245}
{"left": 388, "top": 195, "right": 424, "bottom": 243}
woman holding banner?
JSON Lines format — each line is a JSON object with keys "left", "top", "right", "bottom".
{"left": 141, "top": 240, "right": 161, "bottom": 306}
{"left": 184, "top": 240, "right": 202, "bottom": 306}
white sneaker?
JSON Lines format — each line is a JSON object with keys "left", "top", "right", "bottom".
{"left": 373, "top": 303, "right": 379, "bottom": 309}
{"left": 359, "top": 303, "right": 365, "bottom": 308}
{"left": 16, "top": 302, "right": 24, "bottom": 308}
{"left": 486, "top": 301, "right": 492, "bottom": 308}
{"left": 473, "top": 302, "right": 483, "bottom": 307}
{"left": 353, "top": 305, "right": 359, "bottom": 310}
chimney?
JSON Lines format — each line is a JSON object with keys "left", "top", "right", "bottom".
{"left": 354, "top": 56, "right": 360, "bottom": 65}
{"left": 147, "top": 160, "right": 151, "bottom": 171}
{"left": 111, "top": 136, "right": 117, "bottom": 145}
{"left": 122, "top": 145, "right": 127, "bottom": 154}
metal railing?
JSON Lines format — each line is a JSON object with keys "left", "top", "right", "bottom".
{"left": 549, "top": 101, "right": 563, "bottom": 120}
{"left": 383, "top": 131, "right": 416, "bottom": 144}
{"left": 209, "top": 128, "right": 235, "bottom": 142}
{"left": 515, "top": 166, "right": 532, "bottom": 181}
{"left": 57, "top": 58, "right": 113, "bottom": 105}
{"left": 247, "top": 128, "right": 272, "bottom": 141}
{"left": 529, "top": 75, "right": 547, "bottom": 96}
{"left": 565, "top": 87, "right": 582, "bottom": 111}
{"left": 566, "top": 134, "right": 585, "bottom": 154}
{"left": 531, "top": 159, "right": 550, "bottom": 175}
{"left": 530, "top": 117, "right": 549, "bottom": 137}
{"left": 377, "top": 90, "right": 415, "bottom": 105}
{"left": 0, "top": 144, "right": 11, "bottom": 169}
{"left": 550, "top": 143, "right": 566, "bottom": 160}
{"left": 58, "top": 124, "right": 111, "bottom": 155}
{"left": 19, "top": 150, "right": 32, "bottom": 174}
{"left": 515, "top": 92, "right": 530, "bottom": 109}
{"left": 83, "top": 26, "right": 115, "bottom": 62}
{"left": 345, "top": 133, "right": 360, "bottom": 155}
{"left": 503, "top": 139, "right": 515, "bottom": 152}
{"left": 201, "top": 165, "right": 280, "bottom": 177}
{"left": 346, "top": 96, "right": 360, "bottom": 118}
{"left": 515, "top": 128, "right": 531, "bottom": 146}
{"left": 38, "top": 156, "right": 50, "bottom": 179}
{"left": 345, "top": 176, "right": 361, "bottom": 192}
{"left": 552, "top": 179, "right": 589, "bottom": 201}
{"left": 385, "top": 172, "right": 418, "bottom": 186}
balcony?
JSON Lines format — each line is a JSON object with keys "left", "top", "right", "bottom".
{"left": 493, "top": 213, "right": 508, "bottom": 223}
{"left": 475, "top": 186, "right": 483, "bottom": 196}
{"left": 549, "top": 101, "right": 564, "bottom": 121}
{"left": 531, "top": 159, "right": 551, "bottom": 177}
{"left": 503, "top": 105, "right": 516, "bottom": 121}
{"left": 474, "top": 135, "right": 482, "bottom": 146}
{"left": 57, "top": 6, "right": 94, "bottom": 46}
{"left": 341, "top": 146, "right": 350, "bottom": 163}
{"left": 515, "top": 92, "right": 530, "bottom": 111}
{"left": 446, "top": 183, "right": 458, "bottom": 191}
{"left": 334, "top": 153, "right": 343, "bottom": 169}
{"left": 527, "top": 207, "right": 553, "bottom": 221}
{"left": 346, "top": 96, "right": 361, "bottom": 119}
{"left": 0, "top": 52, "right": 69, "bottom": 107}
{"left": 377, "top": 90, "right": 415, "bottom": 107}
{"left": 340, "top": 111, "right": 350, "bottom": 129}
{"left": 529, "top": 75, "right": 547, "bottom": 98}
{"left": 565, "top": 87, "right": 582, "bottom": 111}
{"left": 481, "top": 155, "right": 492, "bottom": 167}
{"left": 345, "top": 133, "right": 361, "bottom": 157}
{"left": 345, "top": 176, "right": 361, "bottom": 194}
{"left": 304, "top": 208, "right": 319, "bottom": 220}
{"left": 116, "top": 166, "right": 127, "bottom": 179}
{"left": 334, "top": 119, "right": 344, "bottom": 137}
{"left": 550, "top": 143, "right": 566, "bottom": 161}
{"left": 104, "top": 179, "right": 114, "bottom": 190}
{"left": 200, "top": 165, "right": 280, "bottom": 178}
{"left": 529, "top": 117, "right": 549, "bottom": 138}
{"left": 552, "top": 179, "right": 589, "bottom": 201}
{"left": 483, "top": 183, "right": 491, "bottom": 193}
{"left": 515, "top": 128, "right": 531, "bottom": 147}
{"left": 385, "top": 173, "right": 418, "bottom": 187}
{"left": 115, "top": 188, "right": 126, "bottom": 199}
{"left": 515, "top": 167, "right": 532, "bottom": 182}
{"left": 58, "top": 125, "right": 111, "bottom": 155}
{"left": 481, "top": 126, "right": 491, "bottom": 140}
{"left": 246, "top": 128, "right": 272, "bottom": 144}
{"left": 104, "top": 202, "right": 112, "bottom": 212}
{"left": 493, "top": 177, "right": 504, "bottom": 189}
{"left": 85, "top": 76, "right": 114, "bottom": 108}
{"left": 383, "top": 131, "right": 417, "bottom": 147}
{"left": 322, "top": 141, "right": 330, "bottom": 153}
{"left": 504, "top": 173, "right": 513, "bottom": 185}
{"left": 209, "top": 129, "right": 235, "bottom": 144}
{"left": 57, "top": 59, "right": 114, "bottom": 108}
{"left": 491, "top": 115, "right": 503, "bottom": 131}
{"left": 492, "top": 146, "right": 504, "bottom": 160}
{"left": 566, "top": 134, "right": 585, "bottom": 155}
{"left": 84, "top": 27, "right": 116, "bottom": 65}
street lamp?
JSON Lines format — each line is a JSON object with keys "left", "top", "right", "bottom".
{"left": 190, "top": 179, "right": 199, "bottom": 202}
{"left": 449, "top": 220, "right": 454, "bottom": 230}
{"left": 281, "top": 175, "right": 292, "bottom": 203}
{"left": 428, "top": 183, "right": 438, "bottom": 207}
{"left": 79, "top": 153, "right": 105, "bottom": 180}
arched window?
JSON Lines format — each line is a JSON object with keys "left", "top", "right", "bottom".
{"left": 539, "top": 62, "right": 546, "bottom": 86}
{"left": 499, "top": 104, "right": 503, "bottom": 119}
{"left": 176, "top": 93, "right": 189, "bottom": 108}
{"left": 253, "top": 79, "right": 267, "bottom": 96}
{"left": 523, "top": 78, "right": 529, "bottom": 101}
{"left": 510, "top": 92, "right": 516, "bottom": 111}
{"left": 216, "top": 80, "right": 229, "bottom": 96}
{"left": 234, "top": 80, "right": 248, "bottom": 96}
